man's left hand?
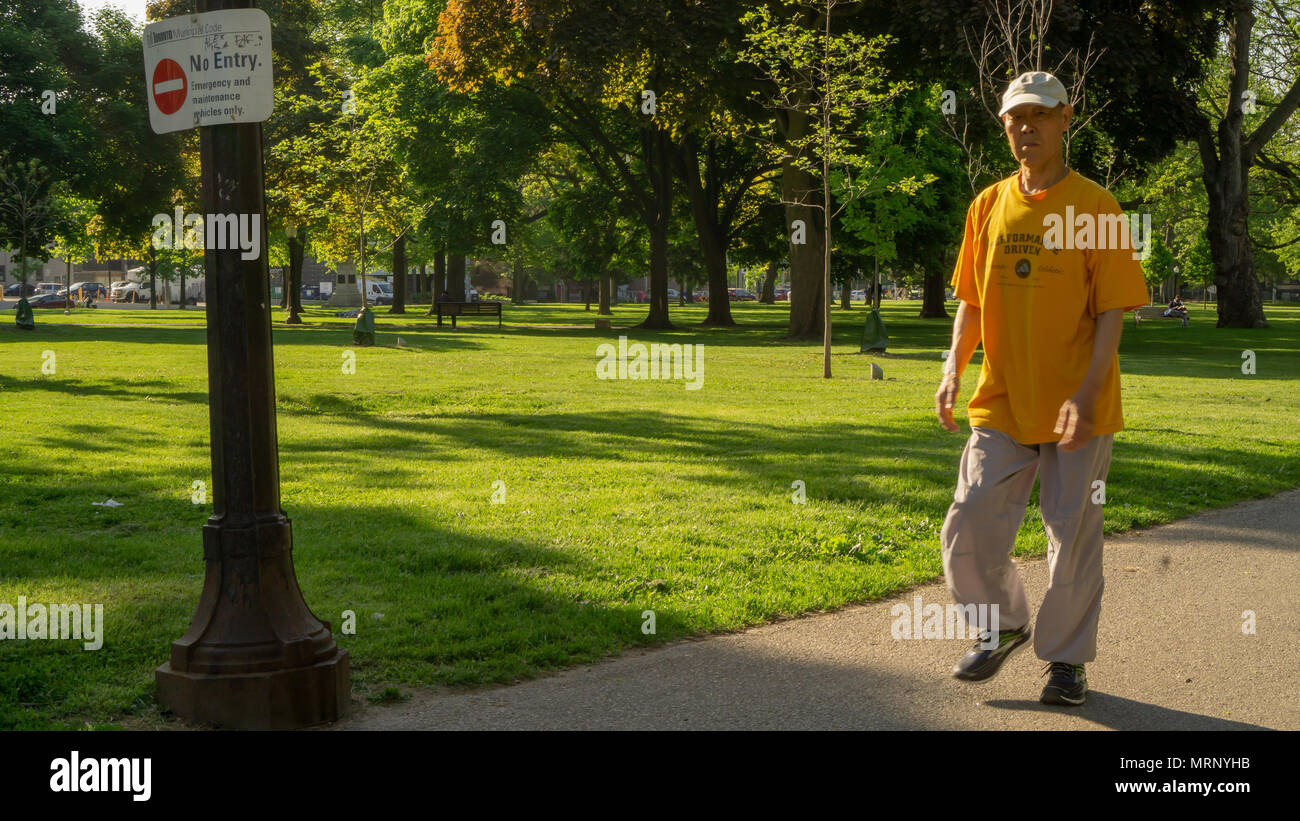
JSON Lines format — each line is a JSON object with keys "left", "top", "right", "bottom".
{"left": 1054, "top": 391, "right": 1096, "bottom": 452}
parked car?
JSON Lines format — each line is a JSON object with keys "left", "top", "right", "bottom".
{"left": 112, "top": 281, "right": 153, "bottom": 303}
{"left": 4, "top": 282, "right": 35, "bottom": 298}
{"left": 727, "top": 287, "right": 756, "bottom": 301}
{"left": 300, "top": 284, "right": 321, "bottom": 302}
{"left": 22, "top": 292, "right": 76, "bottom": 309}
{"left": 851, "top": 289, "right": 866, "bottom": 301}
{"left": 34, "top": 282, "right": 63, "bottom": 295}
{"left": 61, "top": 282, "right": 109, "bottom": 301}
{"left": 774, "top": 287, "right": 790, "bottom": 302}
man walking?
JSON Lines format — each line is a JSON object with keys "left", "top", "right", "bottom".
{"left": 934, "top": 71, "right": 1150, "bottom": 706}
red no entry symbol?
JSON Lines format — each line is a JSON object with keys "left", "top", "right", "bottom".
{"left": 152, "top": 58, "right": 187, "bottom": 116}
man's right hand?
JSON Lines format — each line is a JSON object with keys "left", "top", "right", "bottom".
{"left": 935, "top": 374, "right": 961, "bottom": 432}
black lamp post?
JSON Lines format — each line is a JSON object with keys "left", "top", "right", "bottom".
{"left": 155, "top": 0, "right": 349, "bottom": 729}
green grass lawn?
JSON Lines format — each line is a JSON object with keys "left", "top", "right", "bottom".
{"left": 1, "top": 298, "right": 1297, "bottom": 729}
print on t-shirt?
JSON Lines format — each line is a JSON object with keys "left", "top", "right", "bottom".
{"left": 949, "top": 171, "right": 1151, "bottom": 445}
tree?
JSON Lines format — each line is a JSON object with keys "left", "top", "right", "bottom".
{"left": 433, "top": 0, "right": 744, "bottom": 330}
{"left": 288, "top": 60, "right": 416, "bottom": 308}
{"left": 0, "top": 0, "right": 98, "bottom": 190}
{"left": 543, "top": 146, "right": 638, "bottom": 315}
{"left": 731, "top": 191, "right": 787, "bottom": 304}
{"left": 1141, "top": 233, "right": 1175, "bottom": 305}
{"left": 674, "top": 124, "right": 781, "bottom": 325}
{"left": 48, "top": 193, "right": 98, "bottom": 309}
{"left": 1184, "top": 230, "right": 1216, "bottom": 306}
{"left": 0, "top": 158, "right": 71, "bottom": 285}
{"left": 1187, "top": 0, "right": 1300, "bottom": 327}
{"left": 238, "top": 0, "right": 331, "bottom": 324}
{"left": 740, "top": 0, "right": 917, "bottom": 375}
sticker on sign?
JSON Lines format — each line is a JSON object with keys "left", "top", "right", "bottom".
{"left": 143, "top": 9, "right": 273, "bottom": 134}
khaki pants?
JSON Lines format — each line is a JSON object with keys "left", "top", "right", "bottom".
{"left": 940, "top": 426, "right": 1113, "bottom": 663}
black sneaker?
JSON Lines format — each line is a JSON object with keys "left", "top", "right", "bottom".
{"left": 951, "top": 624, "right": 1031, "bottom": 682}
{"left": 1040, "top": 662, "right": 1088, "bottom": 705}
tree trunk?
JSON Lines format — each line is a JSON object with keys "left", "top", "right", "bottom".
{"left": 428, "top": 245, "right": 446, "bottom": 315}
{"left": 841, "top": 277, "right": 851, "bottom": 310}
{"left": 390, "top": 234, "right": 407, "bottom": 314}
{"left": 699, "top": 227, "right": 733, "bottom": 326}
{"left": 149, "top": 255, "right": 157, "bottom": 309}
{"left": 512, "top": 253, "right": 525, "bottom": 304}
{"left": 1195, "top": 1, "right": 1272, "bottom": 329}
{"left": 777, "top": 99, "right": 825, "bottom": 341}
{"left": 599, "top": 273, "right": 612, "bottom": 315}
{"left": 448, "top": 253, "right": 465, "bottom": 301}
{"left": 781, "top": 156, "right": 824, "bottom": 337}
{"left": 1205, "top": 193, "right": 1266, "bottom": 328}
{"left": 821, "top": 107, "right": 832, "bottom": 378}
{"left": 678, "top": 137, "right": 735, "bottom": 326}
{"left": 637, "top": 125, "right": 675, "bottom": 330}
{"left": 760, "top": 261, "right": 777, "bottom": 303}
{"left": 285, "top": 231, "right": 304, "bottom": 324}
{"left": 359, "top": 211, "right": 368, "bottom": 308}
{"left": 919, "top": 265, "right": 949, "bottom": 319}
{"left": 873, "top": 260, "right": 882, "bottom": 312}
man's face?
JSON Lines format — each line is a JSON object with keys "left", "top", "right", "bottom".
{"left": 1003, "top": 102, "right": 1072, "bottom": 166}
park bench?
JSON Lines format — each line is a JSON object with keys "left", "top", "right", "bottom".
{"left": 1132, "top": 305, "right": 1188, "bottom": 327}
{"left": 435, "top": 300, "right": 503, "bottom": 329}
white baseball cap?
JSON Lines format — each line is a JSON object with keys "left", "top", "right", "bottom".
{"left": 998, "top": 71, "right": 1070, "bottom": 117}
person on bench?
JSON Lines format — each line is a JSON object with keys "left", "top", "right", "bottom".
{"left": 1163, "top": 296, "right": 1187, "bottom": 320}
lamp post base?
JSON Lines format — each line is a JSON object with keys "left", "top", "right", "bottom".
{"left": 156, "top": 650, "right": 350, "bottom": 729}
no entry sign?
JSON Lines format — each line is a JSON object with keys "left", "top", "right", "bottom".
{"left": 143, "top": 9, "right": 273, "bottom": 134}
{"left": 152, "top": 59, "right": 187, "bottom": 115}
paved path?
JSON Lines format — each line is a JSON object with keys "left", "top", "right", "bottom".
{"left": 338, "top": 489, "right": 1300, "bottom": 730}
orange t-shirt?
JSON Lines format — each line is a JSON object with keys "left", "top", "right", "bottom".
{"left": 949, "top": 170, "right": 1150, "bottom": 444}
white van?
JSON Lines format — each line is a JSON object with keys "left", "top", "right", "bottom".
{"left": 357, "top": 277, "right": 393, "bottom": 305}
{"left": 163, "top": 276, "right": 205, "bottom": 305}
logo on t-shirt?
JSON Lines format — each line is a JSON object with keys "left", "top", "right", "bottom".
{"left": 1014, "top": 258, "right": 1031, "bottom": 279}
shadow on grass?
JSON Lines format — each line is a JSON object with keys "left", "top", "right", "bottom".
{"left": 0, "top": 321, "right": 491, "bottom": 351}
{"left": 2, "top": 410, "right": 1296, "bottom": 729}
{"left": 0, "top": 479, "right": 698, "bottom": 728}
{"left": 271, "top": 406, "right": 1300, "bottom": 529}
{"left": 0, "top": 374, "right": 210, "bottom": 405}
